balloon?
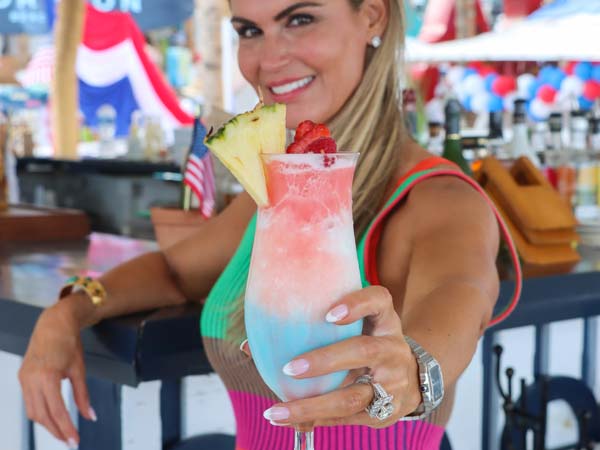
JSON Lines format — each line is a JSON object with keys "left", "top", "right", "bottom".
{"left": 446, "top": 66, "right": 466, "bottom": 86}
{"left": 560, "top": 75, "right": 585, "bottom": 97}
{"left": 471, "top": 92, "right": 491, "bottom": 114}
{"left": 529, "top": 98, "right": 552, "bottom": 121}
{"left": 434, "top": 82, "right": 449, "bottom": 98}
{"left": 463, "top": 73, "right": 485, "bottom": 96}
{"left": 484, "top": 73, "right": 499, "bottom": 92}
{"left": 579, "top": 95, "right": 594, "bottom": 110}
{"left": 425, "top": 99, "right": 445, "bottom": 123}
{"left": 517, "top": 73, "right": 536, "bottom": 99}
{"left": 564, "top": 61, "right": 577, "bottom": 75}
{"left": 547, "top": 69, "right": 566, "bottom": 90}
{"left": 489, "top": 94, "right": 504, "bottom": 113}
{"left": 479, "top": 65, "right": 497, "bottom": 77}
{"left": 537, "top": 84, "right": 557, "bottom": 104}
{"left": 583, "top": 80, "right": 600, "bottom": 101}
{"left": 574, "top": 62, "right": 593, "bottom": 81}
{"left": 592, "top": 65, "right": 600, "bottom": 82}
{"left": 503, "top": 93, "right": 518, "bottom": 112}
{"left": 538, "top": 66, "right": 557, "bottom": 84}
{"left": 492, "top": 76, "right": 517, "bottom": 97}
{"left": 461, "top": 95, "right": 473, "bottom": 112}
{"left": 462, "top": 67, "right": 478, "bottom": 80}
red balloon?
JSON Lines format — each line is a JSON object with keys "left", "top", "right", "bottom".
{"left": 491, "top": 76, "right": 517, "bottom": 97}
{"left": 564, "top": 61, "right": 577, "bottom": 75}
{"left": 583, "top": 80, "right": 600, "bottom": 101}
{"left": 538, "top": 84, "right": 558, "bottom": 104}
{"left": 479, "top": 65, "right": 497, "bottom": 77}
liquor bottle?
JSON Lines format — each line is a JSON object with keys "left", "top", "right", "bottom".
{"left": 572, "top": 111, "right": 596, "bottom": 217}
{"left": 508, "top": 99, "right": 541, "bottom": 167}
{"left": 589, "top": 116, "right": 600, "bottom": 153}
{"left": 442, "top": 98, "right": 472, "bottom": 176}
{"left": 547, "top": 112, "right": 576, "bottom": 207}
{"left": 487, "top": 110, "right": 506, "bottom": 159}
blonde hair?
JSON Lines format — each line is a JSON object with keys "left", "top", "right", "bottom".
{"left": 331, "top": 0, "right": 407, "bottom": 238}
{"left": 228, "top": 0, "right": 407, "bottom": 342}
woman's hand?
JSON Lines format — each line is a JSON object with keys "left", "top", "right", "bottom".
{"left": 18, "top": 301, "right": 96, "bottom": 448}
{"left": 261, "top": 286, "right": 423, "bottom": 428}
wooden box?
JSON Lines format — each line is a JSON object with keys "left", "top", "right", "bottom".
{"left": 0, "top": 204, "right": 90, "bottom": 241}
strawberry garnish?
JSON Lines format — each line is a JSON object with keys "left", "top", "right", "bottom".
{"left": 286, "top": 141, "right": 304, "bottom": 154}
{"left": 295, "top": 120, "right": 316, "bottom": 141}
{"left": 306, "top": 137, "right": 337, "bottom": 154}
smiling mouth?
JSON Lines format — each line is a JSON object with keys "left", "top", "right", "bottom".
{"left": 269, "top": 76, "right": 315, "bottom": 95}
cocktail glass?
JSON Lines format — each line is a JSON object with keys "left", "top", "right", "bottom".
{"left": 245, "top": 152, "right": 362, "bottom": 450}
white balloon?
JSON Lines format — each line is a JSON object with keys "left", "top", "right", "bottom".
{"left": 530, "top": 98, "right": 552, "bottom": 120}
{"left": 560, "top": 75, "right": 584, "bottom": 97}
{"left": 517, "top": 73, "right": 536, "bottom": 96}
{"left": 462, "top": 74, "right": 485, "bottom": 96}
{"left": 503, "top": 93, "right": 518, "bottom": 112}
{"left": 446, "top": 66, "right": 466, "bottom": 87}
{"left": 425, "top": 99, "right": 445, "bottom": 123}
{"left": 471, "top": 92, "right": 491, "bottom": 114}
{"left": 434, "top": 83, "right": 449, "bottom": 98}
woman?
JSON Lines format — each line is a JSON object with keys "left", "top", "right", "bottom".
{"left": 19, "top": 0, "right": 508, "bottom": 449}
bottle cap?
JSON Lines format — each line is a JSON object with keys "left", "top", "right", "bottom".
{"left": 444, "top": 99, "right": 461, "bottom": 135}
{"left": 549, "top": 112, "right": 562, "bottom": 132}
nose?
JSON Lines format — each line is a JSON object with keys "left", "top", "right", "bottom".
{"left": 258, "top": 33, "right": 290, "bottom": 73}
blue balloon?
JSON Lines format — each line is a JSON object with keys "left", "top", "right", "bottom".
{"left": 579, "top": 95, "right": 594, "bottom": 110}
{"left": 538, "top": 66, "right": 556, "bottom": 84}
{"left": 461, "top": 95, "right": 473, "bottom": 112}
{"left": 547, "top": 69, "right": 566, "bottom": 90}
{"left": 484, "top": 73, "right": 499, "bottom": 92}
{"left": 592, "top": 65, "right": 600, "bottom": 82}
{"left": 574, "top": 62, "right": 593, "bottom": 81}
{"left": 489, "top": 94, "right": 504, "bottom": 113}
{"left": 462, "top": 68, "right": 478, "bottom": 80}
{"left": 528, "top": 80, "right": 541, "bottom": 100}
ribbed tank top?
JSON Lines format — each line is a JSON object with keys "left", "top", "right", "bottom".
{"left": 200, "top": 156, "right": 521, "bottom": 450}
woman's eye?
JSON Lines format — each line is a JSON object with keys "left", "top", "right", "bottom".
{"left": 288, "top": 14, "right": 313, "bottom": 27}
{"left": 236, "top": 26, "right": 262, "bottom": 39}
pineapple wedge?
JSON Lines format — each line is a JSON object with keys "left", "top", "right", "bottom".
{"left": 205, "top": 103, "right": 286, "bottom": 206}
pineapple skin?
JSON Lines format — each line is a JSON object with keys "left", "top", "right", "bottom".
{"left": 205, "top": 103, "right": 286, "bottom": 207}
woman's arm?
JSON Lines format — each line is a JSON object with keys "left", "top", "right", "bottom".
{"left": 380, "top": 174, "right": 500, "bottom": 390}
{"left": 19, "top": 192, "right": 256, "bottom": 446}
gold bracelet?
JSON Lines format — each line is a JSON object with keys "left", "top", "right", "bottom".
{"left": 59, "top": 276, "right": 106, "bottom": 306}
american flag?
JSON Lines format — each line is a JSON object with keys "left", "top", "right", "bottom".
{"left": 184, "top": 117, "right": 216, "bottom": 218}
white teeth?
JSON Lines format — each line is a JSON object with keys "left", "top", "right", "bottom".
{"left": 271, "top": 76, "right": 314, "bottom": 95}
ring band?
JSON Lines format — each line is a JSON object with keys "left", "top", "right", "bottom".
{"left": 355, "top": 374, "right": 395, "bottom": 421}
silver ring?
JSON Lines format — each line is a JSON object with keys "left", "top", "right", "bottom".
{"left": 354, "top": 374, "right": 395, "bottom": 421}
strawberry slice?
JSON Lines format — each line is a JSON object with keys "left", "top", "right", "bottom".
{"left": 306, "top": 137, "right": 337, "bottom": 154}
{"left": 295, "top": 120, "right": 316, "bottom": 141}
{"left": 286, "top": 141, "right": 304, "bottom": 154}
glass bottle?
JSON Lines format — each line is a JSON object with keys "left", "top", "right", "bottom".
{"left": 509, "top": 99, "right": 541, "bottom": 167}
{"left": 442, "top": 98, "right": 472, "bottom": 176}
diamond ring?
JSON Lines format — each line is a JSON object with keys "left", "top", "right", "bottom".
{"left": 354, "top": 374, "right": 395, "bottom": 421}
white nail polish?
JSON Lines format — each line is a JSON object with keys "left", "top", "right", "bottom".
{"left": 270, "top": 420, "right": 290, "bottom": 427}
{"left": 67, "top": 437, "right": 78, "bottom": 449}
{"left": 282, "top": 359, "right": 310, "bottom": 376}
{"left": 263, "top": 406, "right": 290, "bottom": 421}
{"left": 326, "top": 304, "right": 348, "bottom": 323}
{"left": 89, "top": 407, "right": 97, "bottom": 422}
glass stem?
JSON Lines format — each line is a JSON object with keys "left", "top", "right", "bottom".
{"left": 294, "top": 430, "right": 315, "bottom": 450}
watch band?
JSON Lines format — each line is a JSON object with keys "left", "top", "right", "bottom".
{"left": 401, "top": 335, "right": 444, "bottom": 421}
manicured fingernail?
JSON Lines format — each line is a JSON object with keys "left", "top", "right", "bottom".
{"left": 67, "top": 438, "right": 78, "bottom": 449}
{"left": 283, "top": 358, "right": 310, "bottom": 376}
{"left": 263, "top": 406, "right": 290, "bottom": 421}
{"left": 270, "top": 420, "right": 290, "bottom": 427}
{"left": 239, "top": 339, "right": 250, "bottom": 356}
{"left": 326, "top": 304, "right": 348, "bottom": 322}
{"left": 89, "top": 407, "right": 97, "bottom": 422}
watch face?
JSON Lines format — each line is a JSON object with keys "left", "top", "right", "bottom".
{"left": 429, "top": 364, "right": 444, "bottom": 402}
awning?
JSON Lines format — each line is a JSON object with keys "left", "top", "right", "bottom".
{"left": 406, "top": 0, "right": 600, "bottom": 63}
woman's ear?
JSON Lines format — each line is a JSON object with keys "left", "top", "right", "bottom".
{"left": 359, "top": 0, "right": 389, "bottom": 42}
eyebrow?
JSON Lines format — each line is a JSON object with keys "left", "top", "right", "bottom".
{"left": 231, "top": 2, "right": 322, "bottom": 26}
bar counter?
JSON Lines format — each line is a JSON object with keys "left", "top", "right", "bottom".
{"left": 1, "top": 233, "right": 600, "bottom": 450}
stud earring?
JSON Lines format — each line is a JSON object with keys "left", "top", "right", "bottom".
{"left": 370, "top": 36, "right": 382, "bottom": 48}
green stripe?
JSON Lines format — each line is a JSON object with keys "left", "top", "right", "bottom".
{"left": 357, "top": 169, "right": 440, "bottom": 287}
{"left": 200, "top": 214, "right": 256, "bottom": 339}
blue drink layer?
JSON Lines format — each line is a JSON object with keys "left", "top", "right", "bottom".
{"left": 245, "top": 301, "right": 363, "bottom": 401}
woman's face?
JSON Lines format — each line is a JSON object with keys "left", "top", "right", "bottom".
{"left": 230, "top": 0, "right": 372, "bottom": 128}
